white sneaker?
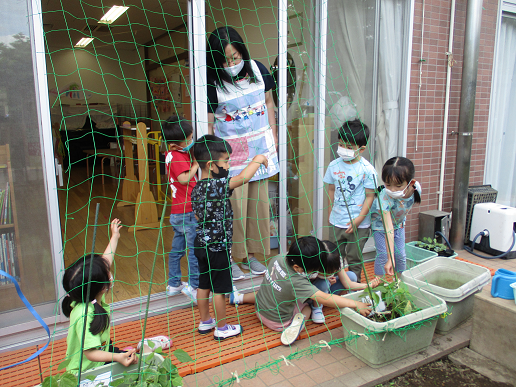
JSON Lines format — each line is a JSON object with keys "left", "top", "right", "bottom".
{"left": 181, "top": 284, "right": 198, "bottom": 304}
{"left": 166, "top": 282, "right": 186, "bottom": 296}
{"left": 281, "top": 313, "right": 305, "bottom": 345}
{"left": 231, "top": 261, "right": 246, "bottom": 281}
{"left": 198, "top": 319, "right": 217, "bottom": 334}
{"left": 214, "top": 324, "right": 242, "bottom": 340}
{"left": 311, "top": 306, "right": 325, "bottom": 324}
{"left": 229, "top": 287, "right": 244, "bottom": 305}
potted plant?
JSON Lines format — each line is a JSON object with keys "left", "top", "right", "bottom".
{"left": 40, "top": 347, "right": 188, "bottom": 387}
{"left": 415, "top": 237, "right": 456, "bottom": 257}
{"left": 339, "top": 281, "right": 447, "bottom": 368}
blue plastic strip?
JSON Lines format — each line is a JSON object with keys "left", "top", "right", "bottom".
{"left": 0, "top": 269, "right": 51, "bottom": 371}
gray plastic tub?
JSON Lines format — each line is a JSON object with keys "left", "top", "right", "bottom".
{"left": 339, "top": 283, "right": 447, "bottom": 368}
{"left": 401, "top": 257, "right": 491, "bottom": 334}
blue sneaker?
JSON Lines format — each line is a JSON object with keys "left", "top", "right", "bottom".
{"left": 181, "top": 284, "right": 197, "bottom": 305}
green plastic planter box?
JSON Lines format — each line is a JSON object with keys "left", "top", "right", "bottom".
{"left": 405, "top": 241, "right": 439, "bottom": 269}
{"left": 339, "top": 283, "right": 447, "bottom": 368}
{"left": 401, "top": 257, "right": 491, "bottom": 334}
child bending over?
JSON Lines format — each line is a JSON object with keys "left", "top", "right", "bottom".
{"left": 230, "top": 236, "right": 372, "bottom": 345}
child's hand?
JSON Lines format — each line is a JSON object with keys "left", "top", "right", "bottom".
{"left": 355, "top": 301, "right": 372, "bottom": 317}
{"left": 345, "top": 217, "right": 363, "bottom": 234}
{"left": 110, "top": 218, "right": 122, "bottom": 239}
{"left": 116, "top": 349, "right": 138, "bottom": 367}
{"left": 368, "top": 276, "right": 382, "bottom": 288}
{"left": 252, "top": 154, "right": 268, "bottom": 168}
{"left": 384, "top": 261, "right": 394, "bottom": 276}
{"left": 327, "top": 276, "right": 337, "bottom": 285}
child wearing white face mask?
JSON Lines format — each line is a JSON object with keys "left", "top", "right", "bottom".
{"left": 322, "top": 119, "right": 377, "bottom": 283}
{"left": 370, "top": 157, "right": 422, "bottom": 276}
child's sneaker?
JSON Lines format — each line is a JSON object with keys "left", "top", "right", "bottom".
{"left": 229, "top": 288, "right": 244, "bottom": 305}
{"left": 231, "top": 261, "right": 246, "bottom": 281}
{"left": 214, "top": 324, "right": 242, "bottom": 340}
{"left": 181, "top": 284, "right": 198, "bottom": 304}
{"left": 241, "top": 257, "right": 266, "bottom": 275}
{"left": 281, "top": 313, "right": 305, "bottom": 345}
{"left": 311, "top": 306, "right": 325, "bottom": 324}
{"left": 166, "top": 282, "right": 186, "bottom": 296}
{"left": 198, "top": 319, "right": 217, "bottom": 334}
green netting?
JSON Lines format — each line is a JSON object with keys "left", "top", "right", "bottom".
{"left": 21, "top": 0, "right": 453, "bottom": 386}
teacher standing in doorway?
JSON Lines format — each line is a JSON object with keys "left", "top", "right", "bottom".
{"left": 206, "top": 26, "right": 279, "bottom": 281}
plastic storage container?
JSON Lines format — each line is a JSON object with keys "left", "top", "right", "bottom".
{"left": 405, "top": 242, "right": 438, "bottom": 269}
{"left": 491, "top": 269, "right": 516, "bottom": 300}
{"left": 511, "top": 282, "right": 516, "bottom": 305}
{"left": 339, "top": 283, "right": 447, "bottom": 368}
{"left": 401, "top": 257, "right": 491, "bottom": 334}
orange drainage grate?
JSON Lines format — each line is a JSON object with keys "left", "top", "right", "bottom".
{"left": 0, "top": 301, "right": 343, "bottom": 387}
{"left": 455, "top": 256, "right": 496, "bottom": 276}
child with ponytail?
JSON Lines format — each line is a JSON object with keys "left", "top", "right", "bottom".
{"left": 62, "top": 219, "right": 170, "bottom": 373}
{"left": 370, "top": 157, "right": 422, "bottom": 276}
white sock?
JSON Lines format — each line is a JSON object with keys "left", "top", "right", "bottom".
{"left": 233, "top": 292, "right": 244, "bottom": 304}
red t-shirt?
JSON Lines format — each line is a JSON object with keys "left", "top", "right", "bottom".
{"left": 165, "top": 150, "right": 197, "bottom": 214}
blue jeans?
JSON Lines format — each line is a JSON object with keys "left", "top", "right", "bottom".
{"left": 311, "top": 271, "right": 358, "bottom": 295}
{"left": 168, "top": 212, "right": 199, "bottom": 288}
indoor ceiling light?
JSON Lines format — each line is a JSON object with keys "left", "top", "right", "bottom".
{"left": 75, "top": 37, "right": 94, "bottom": 47}
{"left": 98, "top": 6, "right": 129, "bottom": 24}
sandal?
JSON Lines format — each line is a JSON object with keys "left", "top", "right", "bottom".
{"left": 281, "top": 313, "right": 305, "bottom": 346}
{"left": 137, "top": 335, "right": 172, "bottom": 351}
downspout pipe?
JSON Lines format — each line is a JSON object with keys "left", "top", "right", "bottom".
{"left": 438, "top": 0, "right": 456, "bottom": 211}
{"left": 449, "top": 0, "right": 483, "bottom": 250}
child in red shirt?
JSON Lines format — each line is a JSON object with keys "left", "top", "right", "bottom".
{"left": 163, "top": 116, "right": 199, "bottom": 302}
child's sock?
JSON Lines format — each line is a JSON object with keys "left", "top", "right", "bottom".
{"left": 217, "top": 324, "right": 228, "bottom": 331}
{"left": 202, "top": 317, "right": 214, "bottom": 325}
{"left": 233, "top": 291, "right": 244, "bottom": 304}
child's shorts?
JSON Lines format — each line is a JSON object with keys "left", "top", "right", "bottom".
{"left": 195, "top": 243, "right": 233, "bottom": 294}
{"left": 255, "top": 299, "right": 309, "bottom": 332}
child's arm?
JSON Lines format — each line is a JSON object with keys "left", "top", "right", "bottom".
{"left": 345, "top": 188, "right": 375, "bottom": 234}
{"left": 311, "top": 290, "right": 372, "bottom": 317}
{"left": 102, "top": 219, "right": 122, "bottom": 267}
{"left": 176, "top": 160, "right": 199, "bottom": 185}
{"left": 327, "top": 184, "right": 335, "bottom": 221}
{"left": 228, "top": 155, "right": 268, "bottom": 190}
{"left": 208, "top": 113, "right": 215, "bottom": 135}
{"left": 382, "top": 211, "right": 396, "bottom": 276}
{"left": 336, "top": 269, "right": 381, "bottom": 291}
{"left": 84, "top": 348, "right": 137, "bottom": 367}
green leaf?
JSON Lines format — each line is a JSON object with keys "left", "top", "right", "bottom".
{"left": 173, "top": 348, "right": 193, "bottom": 363}
{"left": 147, "top": 340, "right": 156, "bottom": 349}
{"left": 160, "top": 358, "right": 175, "bottom": 372}
{"left": 59, "top": 373, "right": 78, "bottom": 387}
{"left": 154, "top": 345, "right": 162, "bottom": 354}
{"left": 171, "top": 375, "right": 184, "bottom": 387}
{"left": 42, "top": 376, "right": 58, "bottom": 387}
{"left": 144, "top": 352, "right": 155, "bottom": 364}
{"left": 85, "top": 375, "right": 96, "bottom": 381}
{"left": 404, "top": 301, "right": 413, "bottom": 315}
{"left": 57, "top": 358, "right": 71, "bottom": 371}
{"left": 109, "top": 378, "right": 126, "bottom": 387}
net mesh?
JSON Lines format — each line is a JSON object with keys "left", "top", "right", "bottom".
{"left": 9, "top": 0, "right": 452, "bottom": 385}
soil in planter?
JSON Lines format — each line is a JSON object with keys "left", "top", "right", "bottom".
{"left": 375, "top": 357, "right": 512, "bottom": 387}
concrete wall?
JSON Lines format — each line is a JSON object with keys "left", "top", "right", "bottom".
{"left": 404, "top": 0, "right": 498, "bottom": 242}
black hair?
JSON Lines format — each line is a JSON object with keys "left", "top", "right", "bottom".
{"left": 62, "top": 254, "right": 111, "bottom": 336}
{"left": 320, "top": 240, "right": 343, "bottom": 274}
{"left": 382, "top": 157, "right": 421, "bottom": 203}
{"left": 193, "top": 134, "right": 233, "bottom": 170}
{"left": 206, "top": 26, "right": 259, "bottom": 91}
{"left": 338, "top": 119, "right": 370, "bottom": 148}
{"left": 286, "top": 236, "right": 341, "bottom": 274}
{"left": 161, "top": 115, "right": 193, "bottom": 144}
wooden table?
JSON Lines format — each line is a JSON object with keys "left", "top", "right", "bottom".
{"left": 83, "top": 148, "right": 122, "bottom": 184}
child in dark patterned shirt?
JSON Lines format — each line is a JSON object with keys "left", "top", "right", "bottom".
{"left": 191, "top": 134, "right": 267, "bottom": 340}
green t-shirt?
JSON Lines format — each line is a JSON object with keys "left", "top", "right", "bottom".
{"left": 255, "top": 254, "right": 317, "bottom": 323}
{"left": 66, "top": 294, "right": 111, "bottom": 373}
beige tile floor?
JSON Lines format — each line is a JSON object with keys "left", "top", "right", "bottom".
{"left": 182, "top": 248, "right": 516, "bottom": 387}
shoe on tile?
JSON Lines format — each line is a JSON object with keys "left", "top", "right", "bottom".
{"left": 241, "top": 256, "right": 266, "bottom": 275}
{"left": 166, "top": 282, "right": 186, "bottom": 296}
{"left": 214, "top": 324, "right": 243, "bottom": 340}
{"left": 137, "top": 335, "right": 172, "bottom": 351}
{"left": 281, "top": 313, "right": 305, "bottom": 346}
{"left": 181, "top": 284, "right": 198, "bottom": 305}
{"left": 229, "top": 288, "right": 244, "bottom": 305}
{"left": 311, "top": 306, "right": 325, "bottom": 324}
{"left": 231, "top": 261, "right": 246, "bottom": 281}
{"left": 198, "top": 319, "right": 217, "bottom": 334}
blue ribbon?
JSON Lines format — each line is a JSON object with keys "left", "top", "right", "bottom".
{"left": 0, "top": 270, "right": 51, "bottom": 371}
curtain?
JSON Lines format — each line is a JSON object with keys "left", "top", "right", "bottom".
{"left": 375, "top": 0, "right": 404, "bottom": 174}
{"left": 485, "top": 15, "right": 516, "bottom": 206}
